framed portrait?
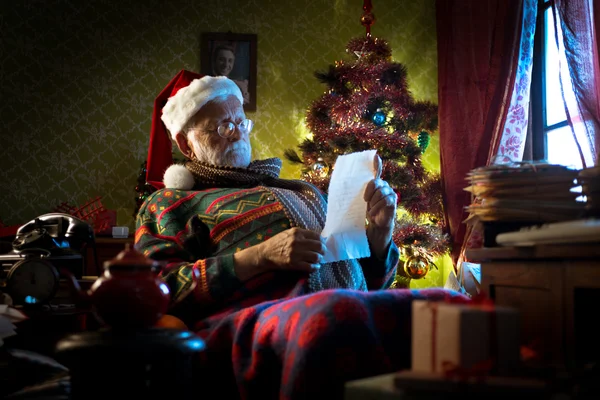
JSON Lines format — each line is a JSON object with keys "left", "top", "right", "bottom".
{"left": 200, "top": 32, "right": 257, "bottom": 112}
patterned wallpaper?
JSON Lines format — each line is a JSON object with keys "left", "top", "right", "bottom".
{"left": 1, "top": 0, "right": 444, "bottom": 286}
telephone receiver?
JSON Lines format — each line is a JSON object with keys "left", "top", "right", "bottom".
{"left": 13, "top": 213, "right": 93, "bottom": 251}
{"left": 12, "top": 213, "right": 100, "bottom": 274}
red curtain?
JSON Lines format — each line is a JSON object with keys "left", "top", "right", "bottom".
{"left": 436, "top": 1, "right": 525, "bottom": 266}
{"left": 554, "top": 0, "right": 600, "bottom": 166}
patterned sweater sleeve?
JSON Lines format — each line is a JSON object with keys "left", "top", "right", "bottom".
{"left": 360, "top": 239, "right": 399, "bottom": 290}
{"left": 134, "top": 191, "right": 242, "bottom": 312}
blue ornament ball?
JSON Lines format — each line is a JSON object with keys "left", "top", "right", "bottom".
{"left": 372, "top": 111, "right": 386, "bottom": 126}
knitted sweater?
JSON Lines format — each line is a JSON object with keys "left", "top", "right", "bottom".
{"left": 135, "top": 186, "right": 399, "bottom": 325}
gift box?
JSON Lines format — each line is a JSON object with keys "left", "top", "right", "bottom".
{"left": 411, "top": 298, "right": 520, "bottom": 376}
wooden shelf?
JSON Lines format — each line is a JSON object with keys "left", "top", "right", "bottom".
{"left": 466, "top": 243, "right": 600, "bottom": 262}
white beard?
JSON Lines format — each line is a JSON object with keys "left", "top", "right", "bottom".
{"left": 192, "top": 139, "right": 252, "bottom": 168}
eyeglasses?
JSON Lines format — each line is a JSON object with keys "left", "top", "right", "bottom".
{"left": 214, "top": 119, "right": 254, "bottom": 138}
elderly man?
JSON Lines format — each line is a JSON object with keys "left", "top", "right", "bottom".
{"left": 137, "top": 69, "right": 463, "bottom": 400}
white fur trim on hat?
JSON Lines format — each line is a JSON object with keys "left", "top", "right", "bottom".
{"left": 161, "top": 76, "right": 244, "bottom": 139}
{"left": 163, "top": 164, "right": 195, "bottom": 190}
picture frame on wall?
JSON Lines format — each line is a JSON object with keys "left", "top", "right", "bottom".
{"left": 200, "top": 32, "right": 257, "bottom": 112}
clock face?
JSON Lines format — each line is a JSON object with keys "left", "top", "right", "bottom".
{"left": 7, "top": 259, "right": 59, "bottom": 304}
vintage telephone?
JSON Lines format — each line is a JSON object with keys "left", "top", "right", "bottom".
{"left": 0, "top": 213, "right": 99, "bottom": 305}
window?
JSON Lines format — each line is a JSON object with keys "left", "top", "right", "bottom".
{"left": 530, "top": 0, "right": 594, "bottom": 169}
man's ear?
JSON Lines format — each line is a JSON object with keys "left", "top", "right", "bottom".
{"left": 174, "top": 132, "right": 193, "bottom": 158}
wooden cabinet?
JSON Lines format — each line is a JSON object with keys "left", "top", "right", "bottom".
{"left": 466, "top": 244, "right": 600, "bottom": 370}
{"left": 85, "top": 236, "right": 134, "bottom": 276}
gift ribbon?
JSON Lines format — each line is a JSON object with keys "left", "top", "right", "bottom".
{"left": 430, "top": 302, "right": 438, "bottom": 372}
{"left": 428, "top": 292, "right": 497, "bottom": 379}
{"left": 441, "top": 359, "right": 494, "bottom": 382}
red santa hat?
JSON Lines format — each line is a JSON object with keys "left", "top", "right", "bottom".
{"left": 145, "top": 69, "right": 244, "bottom": 190}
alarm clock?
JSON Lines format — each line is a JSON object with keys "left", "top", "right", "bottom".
{"left": 4, "top": 256, "right": 60, "bottom": 305}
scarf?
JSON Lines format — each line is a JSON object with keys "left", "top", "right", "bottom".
{"left": 185, "top": 158, "right": 368, "bottom": 292}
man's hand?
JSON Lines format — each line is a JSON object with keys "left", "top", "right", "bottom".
{"left": 258, "top": 227, "right": 326, "bottom": 271}
{"left": 234, "top": 227, "right": 325, "bottom": 280}
{"left": 364, "top": 155, "right": 397, "bottom": 258}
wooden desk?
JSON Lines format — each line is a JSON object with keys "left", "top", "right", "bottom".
{"left": 85, "top": 236, "right": 134, "bottom": 276}
{"left": 466, "top": 244, "right": 600, "bottom": 370}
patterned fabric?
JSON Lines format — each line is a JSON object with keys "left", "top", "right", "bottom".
{"left": 135, "top": 184, "right": 398, "bottom": 325}
{"left": 494, "top": 0, "right": 537, "bottom": 163}
{"left": 185, "top": 157, "right": 368, "bottom": 291}
{"left": 134, "top": 164, "right": 443, "bottom": 400}
{"left": 195, "top": 288, "right": 468, "bottom": 400}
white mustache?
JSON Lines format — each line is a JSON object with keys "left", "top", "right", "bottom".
{"left": 227, "top": 141, "right": 249, "bottom": 152}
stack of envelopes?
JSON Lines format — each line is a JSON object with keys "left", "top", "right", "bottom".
{"left": 464, "top": 162, "right": 584, "bottom": 222}
{"left": 577, "top": 166, "right": 600, "bottom": 217}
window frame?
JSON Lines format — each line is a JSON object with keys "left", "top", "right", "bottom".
{"left": 530, "top": 0, "right": 571, "bottom": 162}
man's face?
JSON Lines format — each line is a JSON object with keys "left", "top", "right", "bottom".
{"left": 214, "top": 49, "right": 235, "bottom": 77}
{"left": 186, "top": 95, "right": 252, "bottom": 168}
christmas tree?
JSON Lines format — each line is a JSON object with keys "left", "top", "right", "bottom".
{"left": 284, "top": 6, "right": 450, "bottom": 286}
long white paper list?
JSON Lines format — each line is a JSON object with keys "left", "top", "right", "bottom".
{"left": 321, "top": 149, "right": 377, "bottom": 263}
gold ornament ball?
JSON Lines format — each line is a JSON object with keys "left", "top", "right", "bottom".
{"left": 311, "top": 158, "right": 330, "bottom": 178}
{"left": 403, "top": 255, "right": 430, "bottom": 279}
